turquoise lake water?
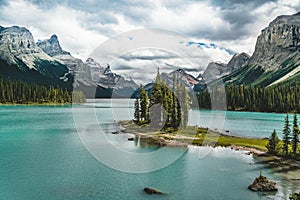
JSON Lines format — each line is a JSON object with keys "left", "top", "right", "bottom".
{"left": 0, "top": 99, "right": 299, "bottom": 199}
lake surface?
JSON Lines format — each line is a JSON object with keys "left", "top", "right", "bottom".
{"left": 0, "top": 99, "right": 298, "bottom": 199}
{"left": 189, "top": 109, "right": 291, "bottom": 139}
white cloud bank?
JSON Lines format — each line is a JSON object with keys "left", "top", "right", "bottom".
{"left": 0, "top": 0, "right": 298, "bottom": 82}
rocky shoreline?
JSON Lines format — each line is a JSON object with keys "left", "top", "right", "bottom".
{"left": 116, "top": 120, "right": 300, "bottom": 184}
{"left": 117, "top": 121, "right": 266, "bottom": 153}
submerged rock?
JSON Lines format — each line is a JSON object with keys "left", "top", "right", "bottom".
{"left": 248, "top": 173, "right": 278, "bottom": 192}
{"left": 144, "top": 187, "right": 165, "bottom": 195}
{"left": 290, "top": 192, "right": 300, "bottom": 200}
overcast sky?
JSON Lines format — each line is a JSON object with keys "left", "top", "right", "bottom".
{"left": 0, "top": 0, "right": 299, "bottom": 82}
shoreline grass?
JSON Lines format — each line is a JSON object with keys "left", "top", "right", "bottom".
{"left": 118, "top": 120, "right": 268, "bottom": 152}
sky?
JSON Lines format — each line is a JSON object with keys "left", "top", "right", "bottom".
{"left": 0, "top": 0, "right": 299, "bottom": 82}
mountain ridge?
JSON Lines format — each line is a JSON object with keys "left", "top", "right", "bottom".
{"left": 0, "top": 25, "right": 138, "bottom": 98}
{"left": 1, "top": 12, "right": 300, "bottom": 98}
{"left": 222, "top": 12, "right": 300, "bottom": 87}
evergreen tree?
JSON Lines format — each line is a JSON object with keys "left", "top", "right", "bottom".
{"left": 171, "top": 74, "right": 179, "bottom": 129}
{"left": 180, "top": 83, "right": 190, "bottom": 127}
{"left": 266, "top": 129, "right": 280, "bottom": 155}
{"left": 139, "top": 85, "right": 149, "bottom": 122}
{"left": 0, "top": 77, "right": 84, "bottom": 104}
{"left": 195, "top": 81, "right": 300, "bottom": 113}
{"left": 134, "top": 97, "right": 140, "bottom": 122}
{"left": 282, "top": 114, "right": 291, "bottom": 156}
{"left": 132, "top": 69, "right": 190, "bottom": 130}
{"left": 149, "top": 68, "right": 163, "bottom": 127}
{"left": 292, "top": 114, "right": 299, "bottom": 155}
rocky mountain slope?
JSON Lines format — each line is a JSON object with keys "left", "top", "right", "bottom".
{"left": 0, "top": 26, "right": 53, "bottom": 67}
{"left": 223, "top": 12, "right": 300, "bottom": 87}
{"left": 160, "top": 68, "right": 200, "bottom": 88}
{"left": 137, "top": 52, "right": 250, "bottom": 94}
{"left": 0, "top": 26, "right": 73, "bottom": 88}
{"left": 37, "top": 34, "right": 138, "bottom": 97}
{"left": 199, "top": 52, "right": 250, "bottom": 83}
{"left": 227, "top": 52, "right": 250, "bottom": 71}
{"left": 202, "top": 62, "right": 228, "bottom": 82}
{"left": 0, "top": 26, "right": 138, "bottom": 97}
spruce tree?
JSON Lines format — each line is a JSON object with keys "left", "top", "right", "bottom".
{"left": 181, "top": 83, "right": 190, "bottom": 127}
{"left": 134, "top": 97, "right": 140, "bottom": 122}
{"left": 171, "top": 74, "right": 179, "bottom": 129}
{"left": 266, "top": 129, "right": 280, "bottom": 155}
{"left": 282, "top": 114, "right": 291, "bottom": 156}
{"left": 139, "top": 85, "right": 149, "bottom": 122}
{"left": 149, "top": 68, "right": 163, "bottom": 127}
{"left": 292, "top": 114, "right": 299, "bottom": 155}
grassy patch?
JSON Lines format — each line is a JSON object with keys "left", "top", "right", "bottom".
{"left": 119, "top": 120, "right": 268, "bottom": 151}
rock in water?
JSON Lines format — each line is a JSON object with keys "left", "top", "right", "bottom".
{"left": 144, "top": 187, "right": 165, "bottom": 195}
{"left": 290, "top": 192, "right": 300, "bottom": 200}
{"left": 248, "top": 174, "right": 278, "bottom": 192}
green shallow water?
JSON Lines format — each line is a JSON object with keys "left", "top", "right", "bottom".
{"left": 0, "top": 100, "right": 298, "bottom": 200}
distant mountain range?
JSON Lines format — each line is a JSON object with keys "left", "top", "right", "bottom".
{"left": 0, "top": 26, "right": 138, "bottom": 98}
{"left": 0, "top": 12, "right": 299, "bottom": 98}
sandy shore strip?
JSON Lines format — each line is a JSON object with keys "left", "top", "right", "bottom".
{"left": 229, "top": 145, "right": 266, "bottom": 155}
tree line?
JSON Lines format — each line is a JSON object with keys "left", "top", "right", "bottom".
{"left": 267, "top": 113, "right": 299, "bottom": 157}
{"left": 0, "top": 77, "right": 85, "bottom": 104}
{"left": 134, "top": 69, "right": 190, "bottom": 130}
{"left": 195, "top": 81, "right": 300, "bottom": 113}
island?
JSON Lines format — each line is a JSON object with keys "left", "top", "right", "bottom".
{"left": 118, "top": 120, "right": 267, "bottom": 153}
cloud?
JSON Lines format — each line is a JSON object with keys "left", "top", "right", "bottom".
{"left": 1, "top": 0, "right": 298, "bottom": 56}
{"left": 0, "top": 0, "right": 108, "bottom": 59}
{"left": 0, "top": 0, "right": 299, "bottom": 83}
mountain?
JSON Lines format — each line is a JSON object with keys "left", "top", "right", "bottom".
{"left": 161, "top": 68, "right": 200, "bottom": 88}
{"left": 202, "top": 62, "right": 227, "bottom": 83}
{"left": 0, "top": 26, "right": 53, "bottom": 67}
{"left": 0, "top": 25, "right": 138, "bottom": 98}
{"left": 36, "top": 35, "right": 70, "bottom": 57}
{"left": 36, "top": 34, "right": 94, "bottom": 86}
{"left": 227, "top": 52, "right": 250, "bottom": 71}
{"left": 37, "top": 34, "right": 138, "bottom": 97}
{"left": 132, "top": 68, "right": 202, "bottom": 97}
{"left": 135, "top": 54, "right": 249, "bottom": 95}
{"left": 199, "top": 52, "right": 250, "bottom": 83}
{"left": 223, "top": 12, "right": 300, "bottom": 87}
{"left": 0, "top": 26, "right": 73, "bottom": 88}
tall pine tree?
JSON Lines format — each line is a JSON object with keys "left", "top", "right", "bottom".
{"left": 282, "top": 114, "right": 291, "bottom": 156}
{"left": 170, "top": 74, "right": 179, "bottom": 129}
{"left": 292, "top": 114, "right": 299, "bottom": 155}
{"left": 140, "top": 85, "right": 149, "bottom": 122}
{"left": 266, "top": 129, "right": 280, "bottom": 155}
{"left": 134, "top": 97, "right": 140, "bottom": 122}
{"left": 149, "top": 68, "right": 163, "bottom": 127}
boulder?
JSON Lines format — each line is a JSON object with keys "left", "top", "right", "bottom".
{"left": 144, "top": 187, "right": 165, "bottom": 195}
{"left": 248, "top": 174, "right": 278, "bottom": 192}
{"left": 290, "top": 192, "right": 300, "bottom": 200}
